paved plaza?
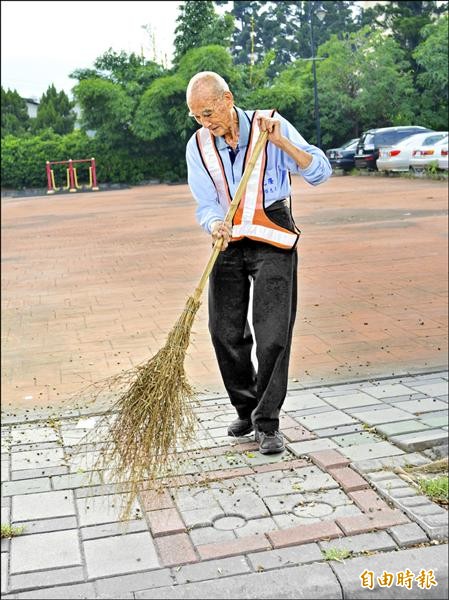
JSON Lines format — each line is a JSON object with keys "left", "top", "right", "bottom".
{"left": 1, "top": 370, "right": 448, "bottom": 598}
{"left": 1, "top": 176, "right": 448, "bottom": 409}
{"left": 1, "top": 175, "right": 448, "bottom": 598}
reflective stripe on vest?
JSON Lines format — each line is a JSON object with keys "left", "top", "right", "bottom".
{"left": 195, "top": 110, "right": 299, "bottom": 250}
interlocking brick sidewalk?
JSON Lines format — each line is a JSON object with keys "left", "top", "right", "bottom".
{"left": 2, "top": 176, "right": 447, "bottom": 409}
{"left": 1, "top": 371, "right": 447, "bottom": 599}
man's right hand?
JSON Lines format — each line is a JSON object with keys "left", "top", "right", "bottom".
{"left": 211, "top": 221, "right": 232, "bottom": 251}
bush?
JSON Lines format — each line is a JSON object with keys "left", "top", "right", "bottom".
{"left": 1, "top": 131, "right": 186, "bottom": 189}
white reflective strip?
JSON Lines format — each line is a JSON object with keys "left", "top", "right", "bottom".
{"left": 232, "top": 223, "right": 297, "bottom": 247}
{"left": 242, "top": 149, "right": 262, "bottom": 223}
{"left": 242, "top": 110, "right": 272, "bottom": 224}
{"left": 198, "top": 129, "right": 230, "bottom": 211}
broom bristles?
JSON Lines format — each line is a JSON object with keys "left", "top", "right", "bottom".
{"left": 74, "top": 295, "right": 202, "bottom": 520}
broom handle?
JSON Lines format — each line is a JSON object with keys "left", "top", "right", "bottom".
{"left": 193, "top": 131, "right": 268, "bottom": 303}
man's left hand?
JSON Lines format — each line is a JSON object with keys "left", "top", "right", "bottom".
{"left": 256, "top": 116, "right": 284, "bottom": 147}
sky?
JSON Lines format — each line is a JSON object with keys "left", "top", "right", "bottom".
{"left": 3, "top": 0, "right": 440, "bottom": 102}
{"left": 1, "top": 0, "right": 182, "bottom": 100}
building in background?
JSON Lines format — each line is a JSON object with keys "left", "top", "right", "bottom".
{"left": 23, "top": 97, "right": 39, "bottom": 118}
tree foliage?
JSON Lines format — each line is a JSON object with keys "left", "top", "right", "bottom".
{"left": 413, "top": 14, "right": 449, "bottom": 129}
{"left": 313, "top": 28, "right": 416, "bottom": 146}
{"left": 360, "top": 0, "right": 448, "bottom": 71}
{"left": 215, "top": 1, "right": 359, "bottom": 75}
{"left": 32, "top": 84, "right": 76, "bottom": 135}
{"left": 173, "top": 1, "right": 233, "bottom": 65}
{"left": 73, "top": 78, "right": 134, "bottom": 139}
{"left": 1, "top": 88, "right": 30, "bottom": 138}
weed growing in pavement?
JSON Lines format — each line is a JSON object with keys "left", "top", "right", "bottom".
{"left": 322, "top": 547, "right": 352, "bottom": 562}
{"left": 1, "top": 524, "right": 25, "bottom": 538}
{"left": 417, "top": 475, "right": 448, "bottom": 505}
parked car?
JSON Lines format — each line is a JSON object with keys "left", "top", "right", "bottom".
{"left": 325, "top": 138, "right": 359, "bottom": 172}
{"left": 354, "top": 126, "right": 432, "bottom": 170}
{"left": 437, "top": 138, "right": 449, "bottom": 171}
{"left": 377, "top": 131, "right": 446, "bottom": 172}
{"left": 410, "top": 135, "right": 449, "bottom": 173}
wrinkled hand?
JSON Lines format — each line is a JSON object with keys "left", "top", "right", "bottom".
{"left": 211, "top": 221, "right": 232, "bottom": 251}
{"left": 256, "top": 116, "right": 284, "bottom": 146}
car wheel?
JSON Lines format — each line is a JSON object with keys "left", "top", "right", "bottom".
{"left": 412, "top": 166, "right": 425, "bottom": 177}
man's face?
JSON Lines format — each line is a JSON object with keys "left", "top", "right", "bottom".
{"left": 188, "top": 89, "right": 234, "bottom": 137}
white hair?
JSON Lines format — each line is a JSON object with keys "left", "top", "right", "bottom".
{"left": 186, "top": 71, "right": 229, "bottom": 103}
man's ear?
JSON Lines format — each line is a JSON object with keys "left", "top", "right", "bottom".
{"left": 223, "top": 91, "right": 234, "bottom": 107}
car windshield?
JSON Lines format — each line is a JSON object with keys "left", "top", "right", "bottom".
{"left": 375, "top": 131, "right": 413, "bottom": 145}
{"left": 422, "top": 133, "right": 448, "bottom": 145}
{"left": 397, "top": 133, "right": 433, "bottom": 148}
{"left": 362, "top": 134, "right": 375, "bottom": 146}
{"left": 435, "top": 135, "right": 448, "bottom": 146}
{"left": 341, "top": 138, "right": 358, "bottom": 150}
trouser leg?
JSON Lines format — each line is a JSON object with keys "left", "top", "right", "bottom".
{"left": 249, "top": 243, "right": 298, "bottom": 432}
{"left": 208, "top": 243, "right": 257, "bottom": 419}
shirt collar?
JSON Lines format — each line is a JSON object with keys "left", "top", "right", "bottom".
{"left": 214, "top": 106, "right": 250, "bottom": 151}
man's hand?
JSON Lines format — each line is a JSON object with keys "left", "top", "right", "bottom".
{"left": 256, "top": 116, "right": 284, "bottom": 147}
{"left": 211, "top": 221, "right": 232, "bottom": 251}
{"left": 257, "top": 115, "right": 314, "bottom": 169}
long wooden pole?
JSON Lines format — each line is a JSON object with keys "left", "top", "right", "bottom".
{"left": 193, "top": 131, "right": 268, "bottom": 302}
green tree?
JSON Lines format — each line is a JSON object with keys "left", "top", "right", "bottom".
{"left": 73, "top": 78, "right": 134, "bottom": 143}
{"left": 413, "top": 14, "right": 449, "bottom": 129}
{"left": 216, "top": 1, "right": 359, "bottom": 76}
{"left": 1, "top": 88, "right": 30, "bottom": 138}
{"left": 245, "top": 60, "right": 309, "bottom": 128}
{"left": 315, "top": 27, "right": 416, "bottom": 147}
{"left": 32, "top": 85, "right": 76, "bottom": 135}
{"left": 215, "top": 1, "right": 263, "bottom": 66}
{"left": 70, "top": 50, "right": 165, "bottom": 101}
{"left": 134, "top": 45, "right": 238, "bottom": 145}
{"left": 173, "top": 1, "right": 233, "bottom": 64}
{"left": 360, "top": 1, "right": 448, "bottom": 71}
{"left": 132, "top": 45, "right": 244, "bottom": 178}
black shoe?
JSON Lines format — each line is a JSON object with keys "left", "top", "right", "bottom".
{"left": 227, "top": 418, "right": 254, "bottom": 437}
{"left": 255, "top": 430, "right": 285, "bottom": 454}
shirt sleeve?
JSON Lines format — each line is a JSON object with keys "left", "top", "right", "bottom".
{"left": 275, "top": 112, "right": 332, "bottom": 186}
{"left": 186, "top": 135, "right": 226, "bottom": 234}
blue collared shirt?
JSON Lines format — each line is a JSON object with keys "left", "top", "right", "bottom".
{"left": 186, "top": 106, "right": 332, "bottom": 233}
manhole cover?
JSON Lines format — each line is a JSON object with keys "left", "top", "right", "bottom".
{"left": 214, "top": 516, "right": 247, "bottom": 530}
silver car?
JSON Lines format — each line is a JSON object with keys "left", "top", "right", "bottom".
{"left": 377, "top": 131, "right": 447, "bottom": 172}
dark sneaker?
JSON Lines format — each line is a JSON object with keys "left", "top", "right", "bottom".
{"left": 255, "top": 430, "right": 285, "bottom": 454}
{"left": 227, "top": 418, "right": 254, "bottom": 437}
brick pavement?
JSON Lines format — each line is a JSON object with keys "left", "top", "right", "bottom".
{"left": 1, "top": 175, "right": 448, "bottom": 409}
{"left": 0, "top": 371, "right": 447, "bottom": 598}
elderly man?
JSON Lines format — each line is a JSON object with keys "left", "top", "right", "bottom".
{"left": 186, "top": 71, "right": 331, "bottom": 454}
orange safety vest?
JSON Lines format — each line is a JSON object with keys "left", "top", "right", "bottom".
{"left": 196, "top": 109, "right": 300, "bottom": 250}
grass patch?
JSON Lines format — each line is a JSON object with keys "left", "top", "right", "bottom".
{"left": 417, "top": 475, "right": 448, "bottom": 504}
{"left": 1, "top": 524, "right": 25, "bottom": 539}
{"left": 322, "top": 547, "right": 352, "bottom": 562}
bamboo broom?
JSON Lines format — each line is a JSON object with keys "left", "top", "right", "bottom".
{"left": 76, "top": 131, "right": 269, "bottom": 519}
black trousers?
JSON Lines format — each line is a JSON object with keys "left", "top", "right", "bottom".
{"left": 208, "top": 202, "right": 298, "bottom": 432}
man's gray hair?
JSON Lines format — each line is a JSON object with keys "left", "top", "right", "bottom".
{"left": 186, "top": 72, "right": 229, "bottom": 102}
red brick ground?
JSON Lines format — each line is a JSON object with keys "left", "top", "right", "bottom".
{"left": 1, "top": 175, "right": 447, "bottom": 409}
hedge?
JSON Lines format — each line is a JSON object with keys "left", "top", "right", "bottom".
{"left": 1, "top": 130, "right": 187, "bottom": 189}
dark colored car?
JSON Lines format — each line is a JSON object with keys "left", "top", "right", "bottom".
{"left": 326, "top": 138, "right": 359, "bottom": 172}
{"left": 354, "top": 126, "right": 432, "bottom": 170}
